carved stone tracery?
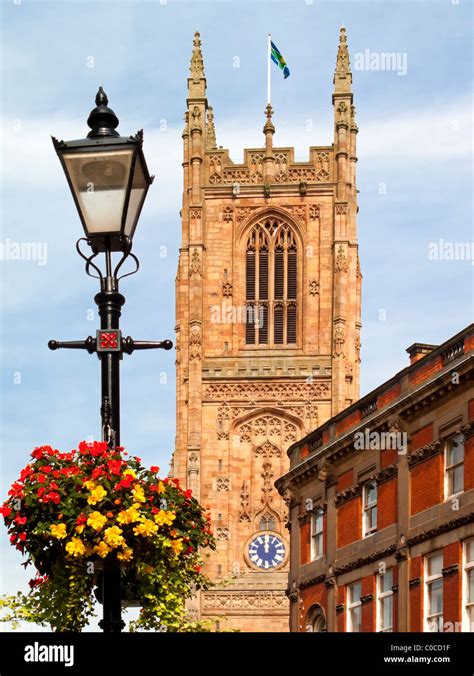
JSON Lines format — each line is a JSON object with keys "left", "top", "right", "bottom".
{"left": 204, "top": 381, "right": 330, "bottom": 401}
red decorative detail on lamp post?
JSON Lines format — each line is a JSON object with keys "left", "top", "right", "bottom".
{"left": 97, "top": 330, "right": 120, "bottom": 352}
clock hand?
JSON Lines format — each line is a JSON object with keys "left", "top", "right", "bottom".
{"left": 264, "top": 534, "right": 269, "bottom": 553}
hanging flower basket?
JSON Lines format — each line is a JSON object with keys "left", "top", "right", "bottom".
{"left": 0, "top": 442, "right": 215, "bottom": 631}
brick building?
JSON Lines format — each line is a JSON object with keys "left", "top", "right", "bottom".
{"left": 276, "top": 325, "right": 474, "bottom": 632}
{"left": 171, "top": 28, "right": 361, "bottom": 631}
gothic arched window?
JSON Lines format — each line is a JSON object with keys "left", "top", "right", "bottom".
{"left": 245, "top": 217, "right": 297, "bottom": 346}
{"left": 259, "top": 511, "right": 277, "bottom": 532}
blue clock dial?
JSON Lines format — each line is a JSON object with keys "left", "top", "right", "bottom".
{"left": 248, "top": 533, "right": 286, "bottom": 570}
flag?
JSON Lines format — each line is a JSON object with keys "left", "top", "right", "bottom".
{"left": 270, "top": 41, "right": 290, "bottom": 79}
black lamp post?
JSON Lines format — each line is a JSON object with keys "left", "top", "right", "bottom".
{"left": 49, "top": 88, "right": 172, "bottom": 633}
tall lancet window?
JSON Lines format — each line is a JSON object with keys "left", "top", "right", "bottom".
{"left": 245, "top": 217, "right": 298, "bottom": 346}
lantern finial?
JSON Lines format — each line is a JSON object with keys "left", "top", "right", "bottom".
{"left": 87, "top": 87, "right": 120, "bottom": 138}
{"left": 95, "top": 86, "right": 109, "bottom": 106}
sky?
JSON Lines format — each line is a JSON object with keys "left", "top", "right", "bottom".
{"left": 0, "top": 0, "right": 472, "bottom": 628}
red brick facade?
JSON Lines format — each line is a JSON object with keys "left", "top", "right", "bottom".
{"left": 278, "top": 325, "right": 474, "bottom": 633}
{"left": 410, "top": 454, "right": 444, "bottom": 515}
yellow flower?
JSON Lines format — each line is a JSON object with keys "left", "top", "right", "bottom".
{"left": 87, "top": 511, "right": 107, "bottom": 531}
{"left": 170, "top": 538, "right": 184, "bottom": 555}
{"left": 50, "top": 523, "right": 67, "bottom": 539}
{"left": 154, "top": 510, "right": 176, "bottom": 527}
{"left": 65, "top": 537, "right": 86, "bottom": 557}
{"left": 131, "top": 484, "right": 146, "bottom": 504}
{"left": 87, "top": 485, "right": 107, "bottom": 505}
{"left": 123, "top": 468, "right": 136, "bottom": 478}
{"left": 75, "top": 524, "right": 85, "bottom": 534}
{"left": 117, "top": 547, "right": 133, "bottom": 562}
{"left": 103, "top": 526, "right": 125, "bottom": 548}
{"left": 133, "top": 519, "right": 158, "bottom": 537}
{"left": 93, "top": 541, "right": 111, "bottom": 558}
{"left": 84, "top": 479, "right": 96, "bottom": 491}
{"left": 117, "top": 505, "right": 141, "bottom": 525}
{"left": 156, "top": 481, "right": 165, "bottom": 494}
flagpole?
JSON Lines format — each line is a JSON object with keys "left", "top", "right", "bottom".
{"left": 267, "top": 33, "right": 271, "bottom": 104}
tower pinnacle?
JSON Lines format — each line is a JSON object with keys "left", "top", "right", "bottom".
{"left": 263, "top": 103, "right": 275, "bottom": 148}
{"left": 206, "top": 106, "right": 217, "bottom": 149}
{"left": 333, "top": 26, "right": 352, "bottom": 94}
{"left": 190, "top": 31, "right": 205, "bottom": 79}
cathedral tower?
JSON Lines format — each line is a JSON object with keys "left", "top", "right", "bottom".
{"left": 172, "top": 28, "right": 361, "bottom": 631}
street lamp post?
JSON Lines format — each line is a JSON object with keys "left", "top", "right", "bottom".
{"left": 48, "top": 88, "right": 172, "bottom": 633}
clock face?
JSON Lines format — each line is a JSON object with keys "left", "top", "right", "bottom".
{"left": 247, "top": 532, "right": 286, "bottom": 570}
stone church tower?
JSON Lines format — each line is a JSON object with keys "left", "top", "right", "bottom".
{"left": 172, "top": 28, "right": 361, "bottom": 631}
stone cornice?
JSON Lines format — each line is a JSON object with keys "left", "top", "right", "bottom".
{"left": 409, "top": 577, "right": 421, "bottom": 588}
{"left": 376, "top": 463, "right": 398, "bottom": 485}
{"left": 298, "top": 573, "right": 327, "bottom": 590}
{"left": 360, "top": 593, "right": 374, "bottom": 604}
{"left": 395, "top": 546, "right": 408, "bottom": 561}
{"left": 442, "top": 564, "right": 460, "bottom": 577}
{"left": 335, "top": 483, "right": 362, "bottom": 507}
{"left": 461, "top": 421, "right": 474, "bottom": 440}
{"left": 333, "top": 544, "right": 397, "bottom": 576}
{"left": 408, "top": 440, "right": 443, "bottom": 468}
{"left": 407, "top": 510, "right": 474, "bottom": 547}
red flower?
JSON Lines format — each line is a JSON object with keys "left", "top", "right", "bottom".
{"left": 37, "top": 474, "right": 47, "bottom": 484}
{"left": 9, "top": 534, "right": 17, "bottom": 544}
{"left": 107, "top": 459, "right": 122, "bottom": 476}
{"left": 91, "top": 467, "right": 105, "bottom": 479}
{"left": 20, "top": 466, "right": 34, "bottom": 481}
{"left": 78, "top": 442, "right": 89, "bottom": 455}
{"left": 184, "top": 489, "right": 193, "bottom": 499}
{"left": 76, "top": 513, "right": 87, "bottom": 525}
{"left": 8, "top": 482, "right": 24, "bottom": 498}
{"left": 91, "top": 442, "right": 108, "bottom": 457}
{"left": 37, "top": 487, "right": 46, "bottom": 498}
{"left": 29, "top": 575, "right": 47, "bottom": 589}
{"left": 52, "top": 470, "right": 60, "bottom": 479}
{"left": 14, "top": 515, "right": 26, "bottom": 526}
{"left": 44, "top": 492, "right": 60, "bottom": 505}
{"left": 134, "top": 456, "right": 141, "bottom": 463}
{"left": 42, "top": 466, "right": 52, "bottom": 474}
{"left": 151, "top": 507, "right": 159, "bottom": 514}
{"left": 172, "top": 478, "right": 180, "bottom": 486}
{"left": 185, "top": 546, "right": 194, "bottom": 555}
{"left": 18, "top": 532, "right": 27, "bottom": 541}
{"left": 150, "top": 466, "right": 159, "bottom": 473}
{"left": 31, "top": 447, "right": 44, "bottom": 460}
{"left": 195, "top": 565, "right": 202, "bottom": 573}
{"left": 115, "top": 476, "right": 133, "bottom": 490}
{"left": 31, "top": 446, "right": 55, "bottom": 459}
